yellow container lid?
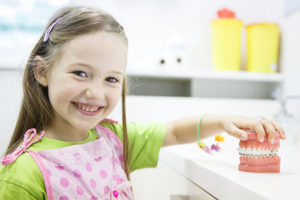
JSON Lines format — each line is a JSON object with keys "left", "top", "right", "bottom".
{"left": 246, "top": 23, "right": 279, "bottom": 28}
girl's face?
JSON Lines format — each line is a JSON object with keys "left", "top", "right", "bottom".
{"left": 45, "top": 31, "right": 127, "bottom": 133}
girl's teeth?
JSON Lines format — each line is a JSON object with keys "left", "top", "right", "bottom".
{"left": 76, "top": 103, "right": 98, "bottom": 112}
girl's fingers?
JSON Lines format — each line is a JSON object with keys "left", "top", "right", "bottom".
{"left": 255, "top": 116, "right": 266, "bottom": 122}
{"left": 233, "top": 116, "right": 266, "bottom": 142}
{"left": 261, "top": 120, "right": 277, "bottom": 143}
{"left": 233, "top": 116, "right": 286, "bottom": 142}
{"left": 271, "top": 121, "right": 286, "bottom": 140}
{"left": 253, "top": 121, "right": 266, "bottom": 142}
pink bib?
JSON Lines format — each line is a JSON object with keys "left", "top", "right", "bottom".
{"left": 2, "top": 122, "right": 133, "bottom": 200}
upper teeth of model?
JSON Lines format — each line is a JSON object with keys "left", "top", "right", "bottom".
{"left": 238, "top": 147, "right": 279, "bottom": 157}
{"left": 77, "top": 104, "right": 98, "bottom": 112}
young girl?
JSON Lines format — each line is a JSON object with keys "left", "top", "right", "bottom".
{"left": 0, "top": 5, "right": 285, "bottom": 200}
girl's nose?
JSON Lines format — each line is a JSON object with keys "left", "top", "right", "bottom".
{"left": 85, "top": 81, "right": 105, "bottom": 100}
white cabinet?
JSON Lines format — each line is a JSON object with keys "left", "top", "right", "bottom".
{"left": 170, "top": 176, "right": 217, "bottom": 200}
{"left": 131, "top": 161, "right": 217, "bottom": 200}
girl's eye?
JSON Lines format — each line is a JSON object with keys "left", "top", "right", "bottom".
{"left": 74, "top": 71, "right": 87, "bottom": 77}
{"left": 106, "top": 77, "right": 119, "bottom": 83}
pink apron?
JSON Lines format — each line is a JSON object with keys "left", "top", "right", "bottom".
{"left": 1, "top": 121, "right": 133, "bottom": 200}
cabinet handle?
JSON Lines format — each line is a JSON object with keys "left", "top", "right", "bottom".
{"left": 170, "top": 195, "right": 189, "bottom": 200}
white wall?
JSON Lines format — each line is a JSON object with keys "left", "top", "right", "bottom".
{"left": 0, "top": 70, "right": 23, "bottom": 155}
{"left": 281, "top": 10, "right": 300, "bottom": 97}
{"left": 278, "top": 9, "right": 300, "bottom": 141}
{"left": 90, "top": 0, "right": 285, "bottom": 70}
{"left": 0, "top": 0, "right": 285, "bottom": 70}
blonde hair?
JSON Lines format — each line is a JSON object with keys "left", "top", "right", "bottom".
{"left": 5, "top": 5, "right": 130, "bottom": 178}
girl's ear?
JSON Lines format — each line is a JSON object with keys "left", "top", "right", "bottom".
{"left": 33, "top": 55, "right": 48, "bottom": 87}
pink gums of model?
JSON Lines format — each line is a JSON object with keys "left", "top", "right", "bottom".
{"left": 238, "top": 131, "right": 280, "bottom": 173}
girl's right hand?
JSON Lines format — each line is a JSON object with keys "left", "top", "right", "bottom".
{"left": 221, "top": 115, "right": 286, "bottom": 143}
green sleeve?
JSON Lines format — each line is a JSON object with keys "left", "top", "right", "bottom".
{"left": 101, "top": 121, "right": 167, "bottom": 172}
{"left": 0, "top": 180, "right": 38, "bottom": 200}
{"left": 0, "top": 154, "right": 46, "bottom": 200}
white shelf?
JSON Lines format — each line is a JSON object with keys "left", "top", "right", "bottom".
{"left": 126, "top": 67, "right": 284, "bottom": 83}
{"left": 126, "top": 66, "right": 284, "bottom": 99}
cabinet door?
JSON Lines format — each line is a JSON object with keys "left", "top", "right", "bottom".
{"left": 171, "top": 176, "right": 217, "bottom": 200}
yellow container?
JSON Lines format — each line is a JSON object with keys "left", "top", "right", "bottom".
{"left": 211, "top": 18, "right": 243, "bottom": 71}
{"left": 246, "top": 23, "right": 280, "bottom": 73}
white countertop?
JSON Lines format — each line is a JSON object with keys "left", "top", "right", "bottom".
{"left": 160, "top": 137, "right": 300, "bottom": 200}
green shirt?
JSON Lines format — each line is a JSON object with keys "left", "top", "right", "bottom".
{"left": 0, "top": 121, "right": 166, "bottom": 200}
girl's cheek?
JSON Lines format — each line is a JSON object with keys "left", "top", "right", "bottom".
{"left": 110, "top": 90, "right": 122, "bottom": 106}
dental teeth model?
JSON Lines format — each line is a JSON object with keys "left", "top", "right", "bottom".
{"left": 238, "top": 131, "right": 280, "bottom": 173}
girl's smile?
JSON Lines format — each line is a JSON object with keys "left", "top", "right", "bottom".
{"left": 72, "top": 102, "right": 104, "bottom": 116}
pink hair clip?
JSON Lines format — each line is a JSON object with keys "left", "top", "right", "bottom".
{"left": 43, "top": 17, "right": 62, "bottom": 42}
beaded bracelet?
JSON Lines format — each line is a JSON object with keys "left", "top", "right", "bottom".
{"left": 197, "top": 114, "right": 225, "bottom": 154}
